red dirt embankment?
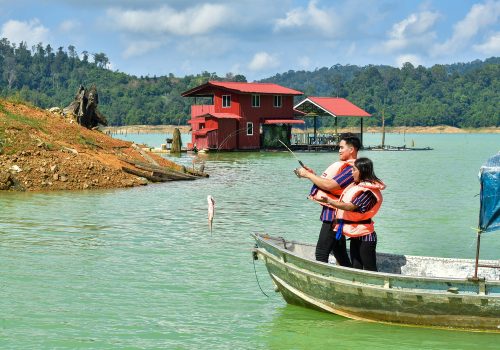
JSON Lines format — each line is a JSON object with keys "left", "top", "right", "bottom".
{"left": 0, "top": 100, "right": 185, "bottom": 191}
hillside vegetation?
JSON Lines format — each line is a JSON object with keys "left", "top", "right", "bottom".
{"left": 0, "top": 98, "right": 197, "bottom": 191}
{"left": 0, "top": 38, "right": 498, "bottom": 128}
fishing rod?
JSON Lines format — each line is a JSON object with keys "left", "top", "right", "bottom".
{"left": 277, "top": 139, "right": 305, "bottom": 168}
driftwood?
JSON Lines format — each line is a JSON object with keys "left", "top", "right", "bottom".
{"left": 63, "top": 84, "right": 108, "bottom": 128}
{"left": 122, "top": 166, "right": 167, "bottom": 182}
{"left": 119, "top": 141, "right": 208, "bottom": 182}
{"left": 119, "top": 157, "right": 204, "bottom": 182}
{"left": 131, "top": 143, "right": 159, "bottom": 166}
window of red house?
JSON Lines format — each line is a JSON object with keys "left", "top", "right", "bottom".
{"left": 246, "top": 122, "right": 254, "bottom": 136}
{"left": 252, "top": 94, "right": 260, "bottom": 107}
{"left": 273, "top": 95, "right": 282, "bottom": 108}
{"left": 222, "top": 95, "right": 231, "bottom": 108}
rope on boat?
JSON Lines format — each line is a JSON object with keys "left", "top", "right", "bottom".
{"left": 252, "top": 250, "right": 269, "bottom": 298}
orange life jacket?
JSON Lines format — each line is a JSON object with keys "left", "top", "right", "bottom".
{"left": 333, "top": 180, "right": 386, "bottom": 238}
{"left": 308, "top": 159, "right": 355, "bottom": 208}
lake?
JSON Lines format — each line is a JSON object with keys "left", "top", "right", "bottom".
{"left": 0, "top": 133, "right": 499, "bottom": 349}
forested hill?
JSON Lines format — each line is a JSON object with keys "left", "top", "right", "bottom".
{"left": 0, "top": 38, "right": 498, "bottom": 127}
{"left": 261, "top": 57, "right": 500, "bottom": 128}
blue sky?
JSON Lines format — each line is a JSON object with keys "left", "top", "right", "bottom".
{"left": 1, "top": 0, "right": 499, "bottom": 81}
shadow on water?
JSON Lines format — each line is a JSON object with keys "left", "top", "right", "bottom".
{"left": 260, "top": 305, "right": 500, "bottom": 350}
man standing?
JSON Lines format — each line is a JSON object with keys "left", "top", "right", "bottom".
{"left": 296, "top": 133, "right": 360, "bottom": 265}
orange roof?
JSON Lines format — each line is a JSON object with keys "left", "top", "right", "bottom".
{"left": 295, "top": 97, "right": 371, "bottom": 117}
{"left": 182, "top": 81, "right": 303, "bottom": 97}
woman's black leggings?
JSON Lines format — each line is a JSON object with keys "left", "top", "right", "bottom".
{"left": 349, "top": 234, "right": 377, "bottom": 271}
{"left": 315, "top": 222, "right": 352, "bottom": 267}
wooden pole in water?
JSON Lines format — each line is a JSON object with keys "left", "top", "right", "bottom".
{"left": 381, "top": 105, "right": 386, "bottom": 148}
{"left": 171, "top": 128, "right": 182, "bottom": 153}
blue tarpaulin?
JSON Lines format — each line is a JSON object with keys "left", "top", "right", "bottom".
{"left": 479, "top": 153, "right": 500, "bottom": 233}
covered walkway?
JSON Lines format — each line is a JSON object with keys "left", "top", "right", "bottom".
{"left": 293, "top": 97, "right": 371, "bottom": 147}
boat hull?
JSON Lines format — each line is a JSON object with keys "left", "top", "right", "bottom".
{"left": 253, "top": 234, "right": 500, "bottom": 332}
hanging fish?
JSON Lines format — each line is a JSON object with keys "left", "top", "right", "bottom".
{"left": 207, "top": 195, "right": 215, "bottom": 233}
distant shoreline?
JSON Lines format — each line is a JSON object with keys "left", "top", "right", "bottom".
{"left": 102, "top": 124, "right": 499, "bottom": 134}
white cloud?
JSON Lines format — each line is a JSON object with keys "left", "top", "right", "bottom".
{"left": 274, "top": 0, "right": 339, "bottom": 36}
{"left": 297, "top": 56, "right": 311, "bottom": 69}
{"left": 248, "top": 52, "right": 279, "bottom": 71}
{"left": 345, "top": 42, "right": 356, "bottom": 57}
{"left": 381, "top": 11, "right": 440, "bottom": 52}
{"left": 123, "top": 40, "right": 162, "bottom": 58}
{"left": 474, "top": 32, "right": 500, "bottom": 55}
{"left": 107, "top": 4, "right": 230, "bottom": 36}
{"left": 396, "top": 54, "right": 422, "bottom": 67}
{"left": 433, "top": 0, "right": 500, "bottom": 56}
{"left": 0, "top": 19, "right": 50, "bottom": 46}
{"left": 59, "top": 19, "right": 80, "bottom": 32}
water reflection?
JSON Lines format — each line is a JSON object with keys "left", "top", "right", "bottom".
{"left": 262, "top": 305, "right": 500, "bottom": 350}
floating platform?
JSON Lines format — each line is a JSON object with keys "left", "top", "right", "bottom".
{"left": 289, "top": 144, "right": 339, "bottom": 152}
{"left": 364, "top": 145, "right": 433, "bottom": 151}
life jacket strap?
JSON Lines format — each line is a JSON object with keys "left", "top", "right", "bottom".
{"left": 335, "top": 219, "right": 372, "bottom": 240}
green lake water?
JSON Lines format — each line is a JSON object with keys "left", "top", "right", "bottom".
{"left": 1, "top": 133, "right": 499, "bottom": 349}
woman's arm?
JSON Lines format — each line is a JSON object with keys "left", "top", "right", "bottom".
{"left": 317, "top": 196, "right": 358, "bottom": 211}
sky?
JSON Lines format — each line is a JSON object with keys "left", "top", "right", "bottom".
{"left": 0, "top": 0, "right": 499, "bottom": 81}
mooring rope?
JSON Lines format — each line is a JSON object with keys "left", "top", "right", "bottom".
{"left": 252, "top": 253, "right": 269, "bottom": 298}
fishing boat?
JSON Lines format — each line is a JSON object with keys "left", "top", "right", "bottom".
{"left": 252, "top": 153, "right": 500, "bottom": 331}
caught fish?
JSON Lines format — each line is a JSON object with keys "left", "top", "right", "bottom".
{"left": 207, "top": 195, "right": 215, "bottom": 233}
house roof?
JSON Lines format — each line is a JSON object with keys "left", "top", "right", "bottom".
{"left": 182, "top": 81, "right": 303, "bottom": 97}
{"left": 188, "top": 113, "right": 242, "bottom": 124}
{"left": 262, "top": 119, "right": 305, "bottom": 125}
{"left": 187, "top": 117, "right": 206, "bottom": 124}
{"left": 203, "top": 112, "right": 242, "bottom": 119}
{"left": 192, "top": 127, "right": 218, "bottom": 136}
{"left": 294, "top": 97, "right": 371, "bottom": 117}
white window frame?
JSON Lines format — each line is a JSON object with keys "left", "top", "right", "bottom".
{"left": 222, "top": 95, "right": 231, "bottom": 108}
{"left": 251, "top": 94, "right": 260, "bottom": 108}
{"left": 246, "top": 122, "right": 254, "bottom": 136}
{"left": 273, "top": 95, "right": 282, "bottom": 108}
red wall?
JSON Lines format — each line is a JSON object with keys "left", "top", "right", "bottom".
{"left": 213, "top": 89, "right": 296, "bottom": 149}
{"left": 191, "top": 88, "right": 297, "bottom": 150}
{"left": 217, "top": 119, "right": 238, "bottom": 150}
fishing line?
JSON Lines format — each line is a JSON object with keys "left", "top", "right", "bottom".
{"left": 215, "top": 127, "right": 249, "bottom": 161}
{"left": 252, "top": 252, "right": 269, "bottom": 298}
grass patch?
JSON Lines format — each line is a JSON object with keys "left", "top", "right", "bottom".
{"left": 78, "top": 135, "right": 100, "bottom": 149}
{"left": 0, "top": 103, "right": 46, "bottom": 132}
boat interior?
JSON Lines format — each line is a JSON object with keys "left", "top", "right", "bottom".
{"left": 259, "top": 235, "right": 500, "bottom": 280}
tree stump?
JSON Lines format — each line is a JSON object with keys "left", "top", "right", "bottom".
{"left": 171, "top": 128, "right": 182, "bottom": 153}
{"left": 63, "top": 84, "right": 108, "bottom": 129}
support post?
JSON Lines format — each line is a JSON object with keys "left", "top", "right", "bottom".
{"left": 473, "top": 231, "right": 481, "bottom": 280}
{"left": 360, "top": 118, "right": 364, "bottom": 148}
{"left": 313, "top": 116, "right": 317, "bottom": 144}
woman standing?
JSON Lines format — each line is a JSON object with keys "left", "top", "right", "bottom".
{"left": 318, "top": 157, "right": 385, "bottom": 271}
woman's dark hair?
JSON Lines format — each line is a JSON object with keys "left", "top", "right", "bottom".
{"left": 354, "top": 157, "right": 381, "bottom": 183}
{"left": 339, "top": 133, "right": 361, "bottom": 151}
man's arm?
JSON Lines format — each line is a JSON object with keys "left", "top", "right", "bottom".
{"left": 297, "top": 165, "right": 353, "bottom": 191}
{"left": 296, "top": 167, "right": 342, "bottom": 191}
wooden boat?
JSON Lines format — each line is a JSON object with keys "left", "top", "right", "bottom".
{"left": 252, "top": 233, "right": 500, "bottom": 331}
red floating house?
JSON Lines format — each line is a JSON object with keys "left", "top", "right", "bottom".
{"left": 181, "top": 81, "right": 304, "bottom": 151}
